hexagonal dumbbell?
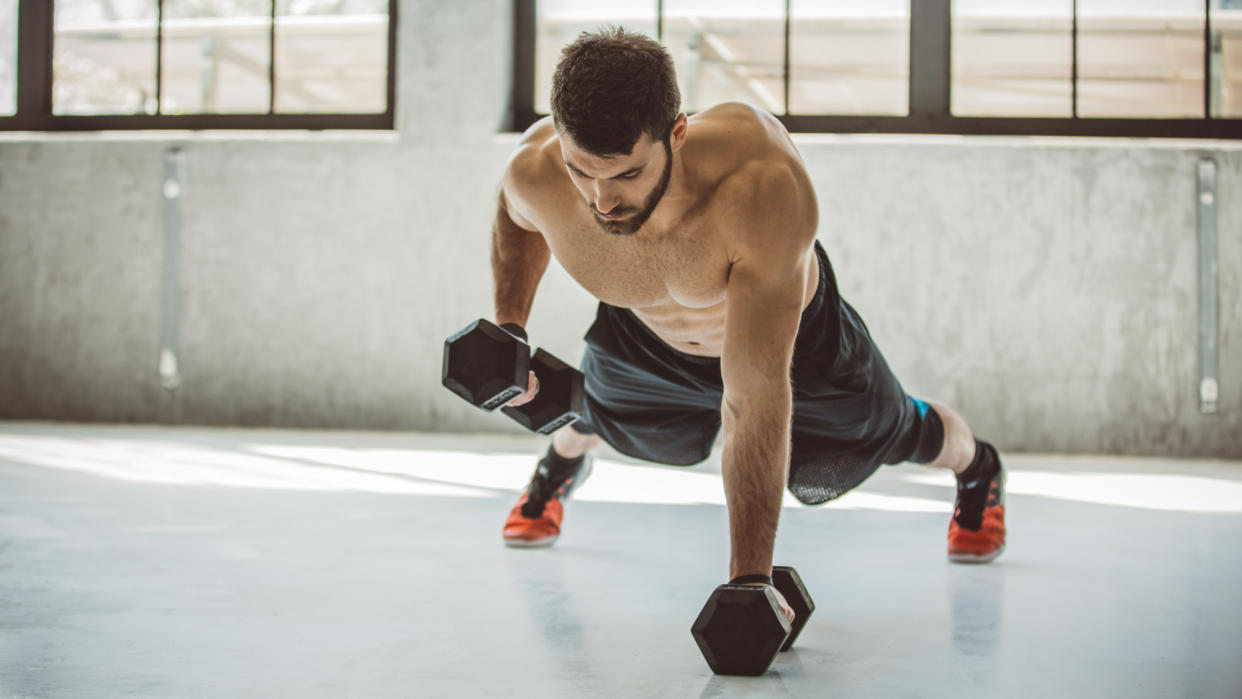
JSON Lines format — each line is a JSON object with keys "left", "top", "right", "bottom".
{"left": 441, "top": 318, "right": 585, "bottom": 435}
{"left": 772, "top": 566, "right": 815, "bottom": 651}
{"left": 690, "top": 566, "right": 815, "bottom": 676}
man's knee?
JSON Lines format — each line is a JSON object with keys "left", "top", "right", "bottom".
{"left": 553, "top": 422, "right": 604, "bottom": 457}
{"left": 906, "top": 398, "right": 946, "bottom": 464}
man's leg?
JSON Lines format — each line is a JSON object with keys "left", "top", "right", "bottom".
{"left": 918, "top": 398, "right": 976, "bottom": 475}
{"left": 503, "top": 302, "right": 726, "bottom": 548}
{"left": 502, "top": 423, "right": 602, "bottom": 548}
{"left": 551, "top": 423, "right": 605, "bottom": 459}
{"left": 915, "top": 398, "right": 1007, "bottom": 563}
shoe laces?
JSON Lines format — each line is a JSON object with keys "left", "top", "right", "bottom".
{"left": 954, "top": 471, "right": 1003, "bottom": 531}
{"left": 520, "top": 458, "right": 578, "bottom": 518}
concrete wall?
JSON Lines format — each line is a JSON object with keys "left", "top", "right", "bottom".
{"left": 1, "top": 0, "right": 1239, "bottom": 458}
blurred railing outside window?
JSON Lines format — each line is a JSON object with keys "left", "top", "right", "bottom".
{"left": 790, "top": 0, "right": 910, "bottom": 116}
{"left": 521, "top": 0, "right": 1241, "bottom": 137}
{"left": 662, "top": 0, "right": 786, "bottom": 114}
{"left": 535, "top": 0, "right": 909, "bottom": 117}
{"left": 274, "top": 0, "right": 388, "bottom": 114}
{"left": 1076, "top": 0, "right": 1206, "bottom": 118}
{"left": 6, "top": 0, "right": 393, "bottom": 129}
{"left": 952, "top": 1, "right": 1074, "bottom": 117}
{"left": 54, "top": 0, "right": 159, "bottom": 114}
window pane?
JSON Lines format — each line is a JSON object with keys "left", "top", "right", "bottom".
{"left": 664, "top": 0, "right": 785, "bottom": 114}
{"left": 0, "top": 0, "right": 14, "bottom": 116}
{"left": 952, "top": 0, "right": 1073, "bottom": 117}
{"left": 534, "top": 0, "right": 658, "bottom": 115}
{"left": 790, "top": 0, "right": 909, "bottom": 116}
{"left": 54, "top": 0, "right": 158, "bottom": 115}
{"left": 1077, "top": 0, "right": 1205, "bottom": 118}
{"left": 1211, "top": 0, "right": 1242, "bottom": 117}
{"left": 274, "top": 0, "right": 388, "bottom": 114}
{"left": 161, "top": 0, "right": 271, "bottom": 115}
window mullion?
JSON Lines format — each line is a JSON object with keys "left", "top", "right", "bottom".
{"left": 1204, "top": 0, "right": 1211, "bottom": 118}
{"left": 156, "top": 0, "right": 163, "bottom": 114}
{"left": 512, "top": 0, "right": 536, "bottom": 131}
{"left": 16, "top": 0, "right": 53, "bottom": 117}
{"left": 783, "top": 0, "right": 790, "bottom": 115}
{"left": 269, "top": 0, "right": 276, "bottom": 114}
{"left": 908, "top": 0, "right": 950, "bottom": 120}
{"left": 1072, "top": 0, "right": 1079, "bottom": 118}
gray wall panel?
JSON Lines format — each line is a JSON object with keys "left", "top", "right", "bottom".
{"left": 0, "top": 0, "right": 1238, "bottom": 456}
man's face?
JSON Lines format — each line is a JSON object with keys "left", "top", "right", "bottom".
{"left": 560, "top": 132, "right": 673, "bottom": 236}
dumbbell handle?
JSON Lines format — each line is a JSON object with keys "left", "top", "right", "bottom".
{"left": 495, "top": 323, "right": 543, "bottom": 404}
{"left": 498, "top": 322, "right": 528, "bottom": 342}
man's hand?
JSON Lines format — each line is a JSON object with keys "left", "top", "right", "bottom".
{"left": 738, "top": 581, "right": 795, "bottom": 624}
{"left": 506, "top": 370, "right": 540, "bottom": 407}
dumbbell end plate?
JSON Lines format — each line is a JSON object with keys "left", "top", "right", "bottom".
{"left": 691, "top": 584, "right": 792, "bottom": 676}
{"left": 772, "top": 566, "right": 815, "bottom": 652}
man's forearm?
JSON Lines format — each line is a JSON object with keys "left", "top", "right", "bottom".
{"left": 720, "top": 386, "right": 792, "bottom": 579}
{"left": 490, "top": 201, "right": 550, "bottom": 327}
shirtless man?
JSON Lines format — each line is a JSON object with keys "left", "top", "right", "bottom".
{"left": 492, "top": 28, "right": 1007, "bottom": 619}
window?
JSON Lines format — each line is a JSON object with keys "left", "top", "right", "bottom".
{"left": 3, "top": 0, "right": 396, "bottom": 130}
{"left": 512, "top": 0, "right": 1242, "bottom": 138}
{"left": 790, "top": 1, "right": 910, "bottom": 116}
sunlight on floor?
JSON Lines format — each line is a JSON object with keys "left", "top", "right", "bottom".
{"left": 903, "top": 470, "right": 1242, "bottom": 513}
{"left": 0, "top": 431, "right": 1238, "bottom": 514}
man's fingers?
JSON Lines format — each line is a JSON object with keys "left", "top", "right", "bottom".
{"left": 741, "top": 582, "right": 795, "bottom": 624}
{"left": 506, "top": 371, "right": 540, "bottom": 407}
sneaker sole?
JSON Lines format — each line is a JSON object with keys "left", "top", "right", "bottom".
{"left": 503, "top": 535, "right": 559, "bottom": 549}
{"left": 948, "top": 543, "right": 1006, "bottom": 564}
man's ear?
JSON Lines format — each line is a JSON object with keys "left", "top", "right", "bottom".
{"left": 668, "top": 113, "right": 689, "bottom": 153}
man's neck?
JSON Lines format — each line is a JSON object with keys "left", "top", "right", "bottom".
{"left": 639, "top": 152, "right": 694, "bottom": 239}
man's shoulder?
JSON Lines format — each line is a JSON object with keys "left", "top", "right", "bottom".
{"left": 693, "top": 103, "right": 805, "bottom": 194}
{"left": 502, "top": 117, "right": 563, "bottom": 221}
{"left": 693, "top": 102, "right": 787, "bottom": 154}
{"left": 694, "top": 105, "right": 817, "bottom": 252}
{"left": 505, "top": 117, "right": 561, "bottom": 190}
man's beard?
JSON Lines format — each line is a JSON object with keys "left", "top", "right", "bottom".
{"left": 592, "top": 138, "right": 673, "bottom": 236}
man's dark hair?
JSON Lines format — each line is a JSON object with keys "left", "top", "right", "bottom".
{"left": 550, "top": 27, "right": 681, "bottom": 157}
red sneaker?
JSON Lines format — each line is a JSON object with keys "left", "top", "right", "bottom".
{"left": 947, "top": 443, "right": 1007, "bottom": 563}
{"left": 502, "top": 454, "right": 592, "bottom": 549}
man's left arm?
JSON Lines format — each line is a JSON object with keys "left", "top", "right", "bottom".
{"left": 719, "top": 164, "right": 818, "bottom": 581}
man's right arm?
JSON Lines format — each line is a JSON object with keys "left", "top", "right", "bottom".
{"left": 491, "top": 185, "right": 550, "bottom": 329}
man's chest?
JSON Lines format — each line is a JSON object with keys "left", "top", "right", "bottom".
{"left": 539, "top": 213, "right": 731, "bottom": 311}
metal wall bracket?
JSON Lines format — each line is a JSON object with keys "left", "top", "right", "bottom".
{"left": 160, "top": 149, "right": 184, "bottom": 392}
{"left": 1197, "top": 159, "right": 1218, "bottom": 414}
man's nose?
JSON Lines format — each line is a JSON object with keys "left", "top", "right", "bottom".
{"left": 594, "top": 182, "right": 620, "bottom": 213}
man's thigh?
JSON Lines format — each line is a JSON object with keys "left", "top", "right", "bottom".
{"left": 577, "top": 303, "right": 724, "bottom": 466}
{"left": 788, "top": 299, "right": 927, "bottom": 504}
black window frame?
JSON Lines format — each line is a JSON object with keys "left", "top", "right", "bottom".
{"left": 4, "top": 0, "right": 398, "bottom": 131}
{"left": 511, "top": 0, "right": 1242, "bottom": 139}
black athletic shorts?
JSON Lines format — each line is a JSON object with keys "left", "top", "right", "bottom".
{"left": 572, "top": 240, "right": 938, "bottom": 505}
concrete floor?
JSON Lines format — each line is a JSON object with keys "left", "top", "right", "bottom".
{"left": 1, "top": 423, "right": 1240, "bottom": 699}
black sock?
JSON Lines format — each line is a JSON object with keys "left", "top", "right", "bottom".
{"left": 542, "top": 444, "right": 585, "bottom": 482}
{"left": 521, "top": 446, "right": 587, "bottom": 518}
{"left": 956, "top": 439, "right": 998, "bottom": 490}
